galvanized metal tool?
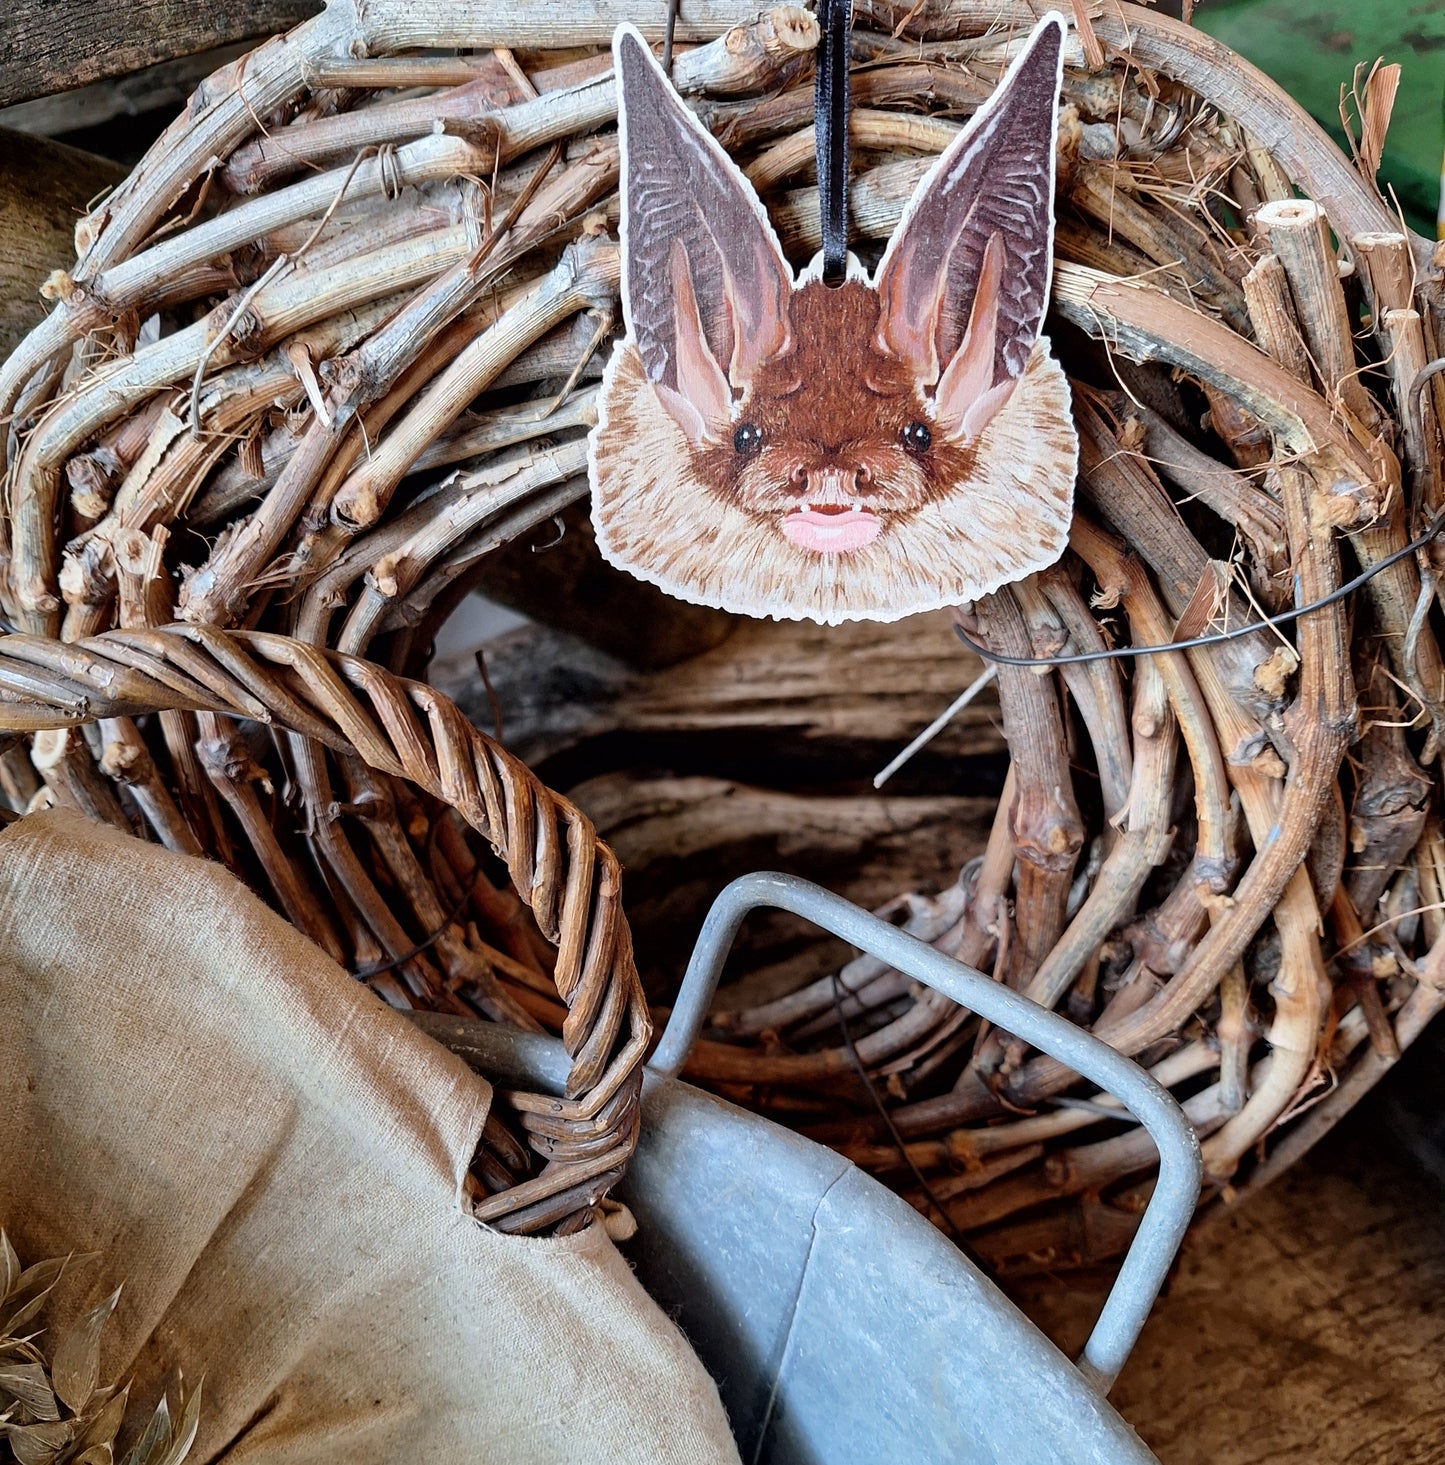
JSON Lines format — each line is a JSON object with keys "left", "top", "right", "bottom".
{"left": 418, "top": 871, "right": 1202, "bottom": 1463}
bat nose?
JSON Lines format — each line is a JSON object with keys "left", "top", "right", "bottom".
{"left": 789, "top": 463, "right": 865, "bottom": 498}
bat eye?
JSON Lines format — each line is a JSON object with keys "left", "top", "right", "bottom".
{"left": 733, "top": 422, "right": 765, "bottom": 456}
{"left": 901, "top": 421, "right": 932, "bottom": 453}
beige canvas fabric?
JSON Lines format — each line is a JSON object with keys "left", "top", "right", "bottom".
{"left": 0, "top": 808, "right": 740, "bottom": 1464}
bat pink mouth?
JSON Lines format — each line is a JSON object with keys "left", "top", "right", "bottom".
{"left": 781, "top": 505, "right": 882, "bottom": 554}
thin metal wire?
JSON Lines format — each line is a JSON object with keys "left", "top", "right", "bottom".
{"left": 352, "top": 880, "right": 473, "bottom": 979}
{"left": 954, "top": 504, "right": 1445, "bottom": 670}
{"left": 1410, "top": 357, "right": 1445, "bottom": 432}
{"left": 829, "top": 972, "right": 971, "bottom": 1249}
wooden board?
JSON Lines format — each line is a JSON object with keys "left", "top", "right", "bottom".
{"left": 0, "top": 0, "right": 320, "bottom": 107}
{"left": 0, "top": 128, "right": 124, "bottom": 358}
{"left": 469, "top": 501, "right": 736, "bottom": 671}
{"left": 0, "top": 43, "right": 253, "bottom": 137}
{"left": 575, "top": 772, "right": 997, "bottom": 994}
{"left": 1013, "top": 1066, "right": 1445, "bottom": 1463}
{"left": 437, "top": 604, "right": 1006, "bottom": 775}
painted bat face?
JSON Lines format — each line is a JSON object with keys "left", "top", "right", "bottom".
{"left": 695, "top": 279, "right": 981, "bottom": 553}
{"left": 590, "top": 15, "right": 1079, "bottom": 624}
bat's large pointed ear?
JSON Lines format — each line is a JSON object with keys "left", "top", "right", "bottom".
{"left": 874, "top": 12, "right": 1065, "bottom": 444}
{"left": 613, "top": 25, "right": 794, "bottom": 445}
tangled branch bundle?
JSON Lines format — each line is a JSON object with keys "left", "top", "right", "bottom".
{"left": 1, "top": 0, "right": 1442, "bottom": 1262}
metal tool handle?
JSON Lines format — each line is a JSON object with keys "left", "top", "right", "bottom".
{"left": 650, "top": 871, "right": 1202, "bottom": 1395}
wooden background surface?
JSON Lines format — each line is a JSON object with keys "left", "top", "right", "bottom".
{"left": 0, "top": 1, "right": 321, "bottom": 106}
{"left": 1017, "top": 1031, "right": 1445, "bottom": 1463}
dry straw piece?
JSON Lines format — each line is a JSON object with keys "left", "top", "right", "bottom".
{"left": 0, "top": 1231, "right": 202, "bottom": 1465}
{"left": 1, "top": 0, "right": 1443, "bottom": 1262}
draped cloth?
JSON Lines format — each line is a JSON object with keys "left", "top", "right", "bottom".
{"left": 0, "top": 809, "right": 738, "bottom": 1463}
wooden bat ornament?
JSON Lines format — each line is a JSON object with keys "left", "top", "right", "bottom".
{"left": 589, "top": 13, "right": 1077, "bottom": 624}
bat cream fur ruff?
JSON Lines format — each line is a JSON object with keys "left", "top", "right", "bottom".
{"left": 589, "top": 12, "right": 1078, "bottom": 625}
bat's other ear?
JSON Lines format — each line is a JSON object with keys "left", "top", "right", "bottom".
{"left": 874, "top": 12, "right": 1065, "bottom": 442}
{"left": 614, "top": 25, "right": 794, "bottom": 441}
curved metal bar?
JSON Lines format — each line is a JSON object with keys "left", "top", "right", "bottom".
{"left": 650, "top": 870, "right": 1202, "bottom": 1395}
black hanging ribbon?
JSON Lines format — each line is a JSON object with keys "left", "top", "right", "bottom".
{"left": 815, "top": 0, "right": 851, "bottom": 283}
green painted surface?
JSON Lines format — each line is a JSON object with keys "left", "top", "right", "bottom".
{"left": 1194, "top": 0, "right": 1444, "bottom": 232}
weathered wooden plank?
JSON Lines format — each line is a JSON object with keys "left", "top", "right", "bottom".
{"left": 0, "top": 42, "right": 252, "bottom": 136}
{"left": 1013, "top": 1075, "right": 1445, "bottom": 1464}
{"left": 572, "top": 772, "right": 996, "bottom": 995}
{"left": 0, "top": 1, "right": 321, "bottom": 107}
{"left": 432, "top": 602, "right": 1006, "bottom": 776}
{"left": 0, "top": 128, "right": 124, "bottom": 358}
